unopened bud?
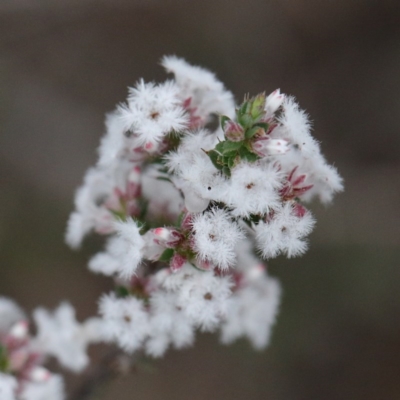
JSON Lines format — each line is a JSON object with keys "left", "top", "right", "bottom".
{"left": 29, "top": 367, "right": 51, "bottom": 382}
{"left": 170, "top": 254, "right": 186, "bottom": 273}
{"left": 252, "top": 138, "right": 289, "bottom": 157}
{"left": 153, "top": 228, "right": 183, "bottom": 247}
{"left": 224, "top": 121, "right": 245, "bottom": 142}
{"left": 247, "top": 264, "right": 265, "bottom": 281}
{"left": 250, "top": 93, "right": 266, "bottom": 120}
{"left": 265, "top": 89, "right": 284, "bottom": 116}
{"left": 9, "top": 321, "right": 29, "bottom": 340}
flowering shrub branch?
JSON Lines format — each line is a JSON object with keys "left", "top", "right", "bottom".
{"left": 0, "top": 56, "right": 343, "bottom": 399}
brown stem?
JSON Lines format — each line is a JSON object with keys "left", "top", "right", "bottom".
{"left": 69, "top": 348, "right": 122, "bottom": 400}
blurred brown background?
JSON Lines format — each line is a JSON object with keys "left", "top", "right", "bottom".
{"left": 1, "top": 1, "right": 400, "bottom": 399}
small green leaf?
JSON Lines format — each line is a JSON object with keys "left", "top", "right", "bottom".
{"left": 253, "top": 122, "right": 269, "bottom": 131}
{"left": 220, "top": 115, "right": 231, "bottom": 130}
{"left": 115, "top": 286, "right": 130, "bottom": 298}
{"left": 239, "top": 147, "right": 259, "bottom": 162}
{"left": 238, "top": 114, "right": 253, "bottom": 129}
{"left": 215, "top": 142, "right": 225, "bottom": 153}
{"left": 0, "top": 345, "right": 8, "bottom": 373}
{"left": 208, "top": 150, "right": 224, "bottom": 170}
{"left": 110, "top": 209, "right": 127, "bottom": 221}
{"left": 156, "top": 176, "right": 172, "bottom": 183}
{"left": 222, "top": 166, "right": 231, "bottom": 177}
{"left": 228, "top": 156, "right": 236, "bottom": 168}
{"left": 245, "top": 126, "right": 262, "bottom": 139}
{"left": 159, "top": 248, "right": 174, "bottom": 262}
{"left": 221, "top": 140, "right": 244, "bottom": 155}
{"left": 250, "top": 93, "right": 266, "bottom": 119}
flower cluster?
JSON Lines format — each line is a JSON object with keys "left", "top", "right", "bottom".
{"left": 0, "top": 298, "right": 101, "bottom": 400}
{"left": 65, "top": 56, "right": 343, "bottom": 358}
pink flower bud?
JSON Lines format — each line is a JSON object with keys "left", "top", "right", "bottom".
{"left": 170, "top": 253, "right": 186, "bottom": 273}
{"left": 29, "top": 367, "right": 51, "bottom": 382}
{"left": 265, "top": 89, "right": 284, "bottom": 115}
{"left": 224, "top": 120, "right": 245, "bottom": 142}
{"left": 247, "top": 264, "right": 266, "bottom": 281}
{"left": 9, "top": 321, "right": 29, "bottom": 340}
{"left": 153, "top": 228, "right": 183, "bottom": 248}
{"left": 9, "top": 349, "right": 29, "bottom": 371}
{"left": 181, "top": 213, "right": 193, "bottom": 231}
{"left": 292, "top": 203, "right": 307, "bottom": 218}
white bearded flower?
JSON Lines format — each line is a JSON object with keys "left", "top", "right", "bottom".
{"left": 176, "top": 271, "right": 233, "bottom": 331}
{"left": 118, "top": 80, "right": 188, "bottom": 149}
{"left": 220, "top": 274, "right": 281, "bottom": 349}
{"left": 165, "top": 130, "right": 228, "bottom": 212}
{"left": 224, "top": 161, "right": 283, "bottom": 217}
{"left": 0, "top": 373, "right": 17, "bottom": 400}
{"left": 19, "top": 374, "right": 65, "bottom": 400}
{"left": 146, "top": 291, "right": 195, "bottom": 357}
{"left": 255, "top": 202, "right": 316, "bottom": 259}
{"left": 0, "top": 297, "right": 25, "bottom": 332}
{"left": 89, "top": 218, "right": 144, "bottom": 279}
{"left": 191, "top": 208, "right": 245, "bottom": 270}
{"left": 99, "top": 294, "right": 149, "bottom": 353}
{"left": 155, "top": 265, "right": 233, "bottom": 332}
{"left": 32, "top": 303, "right": 97, "bottom": 373}
{"left": 162, "top": 56, "right": 236, "bottom": 123}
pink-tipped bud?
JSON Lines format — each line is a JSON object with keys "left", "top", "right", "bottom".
{"left": 265, "top": 89, "right": 284, "bottom": 115}
{"left": 153, "top": 228, "right": 183, "bottom": 247}
{"left": 144, "top": 142, "right": 154, "bottom": 151}
{"left": 9, "top": 349, "right": 29, "bottom": 371}
{"left": 252, "top": 138, "right": 289, "bottom": 156}
{"left": 247, "top": 264, "right": 265, "bottom": 281}
{"left": 154, "top": 227, "right": 170, "bottom": 241}
{"left": 170, "top": 254, "right": 186, "bottom": 273}
{"left": 9, "top": 321, "right": 29, "bottom": 340}
{"left": 224, "top": 120, "right": 245, "bottom": 142}
{"left": 293, "top": 203, "right": 307, "bottom": 218}
{"left": 29, "top": 367, "right": 51, "bottom": 382}
{"left": 181, "top": 213, "right": 193, "bottom": 231}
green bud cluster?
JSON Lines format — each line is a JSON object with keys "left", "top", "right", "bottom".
{"left": 206, "top": 93, "right": 272, "bottom": 177}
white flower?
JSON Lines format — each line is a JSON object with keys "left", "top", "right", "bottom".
{"left": 141, "top": 165, "right": 184, "bottom": 220}
{"left": 19, "top": 374, "right": 65, "bottom": 400}
{"left": 0, "top": 373, "right": 17, "bottom": 400}
{"left": 156, "top": 265, "right": 233, "bottom": 332}
{"left": 118, "top": 79, "right": 188, "bottom": 148}
{"left": 277, "top": 96, "right": 319, "bottom": 158}
{"left": 191, "top": 208, "right": 245, "bottom": 269}
{"left": 177, "top": 272, "right": 233, "bottom": 331}
{"left": 255, "top": 202, "right": 315, "bottom": 258}
{"left": 113, "top": 218, "right": 144, "bottom": 276}
{"left": 89, "top": 218, "right": 144, "bottom": 279}
{"left": 162, "top": 56, "right": 236, "bottom": 123}
{"left": 224, "top": 161, "right": 283, "bottom": 217}
{"left": 166, "top": 130, "right": 227, "bottom": 212}
{"left": 0, "top": 297, "right": 25, "bottom": 332}
{"left": 99, "top": 293, "right": 149, "bottom": 353}
{"left": 146, "top": 291, "right": 194, "bottom": 357}
{"left": 65, "top": 167, "right": 115, "bottom": 248}
{"left": 220, "top": 274, "right": 281, "bottom": 349}
{"left": 97, "top": 111, "right": 129, "bottom": 168}
{"left": 32, "top": 303, "right": 96, "bottom": 373}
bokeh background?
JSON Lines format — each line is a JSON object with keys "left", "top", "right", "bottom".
{"left": 1, "top": 1, "right": 400, "bottom": 399}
